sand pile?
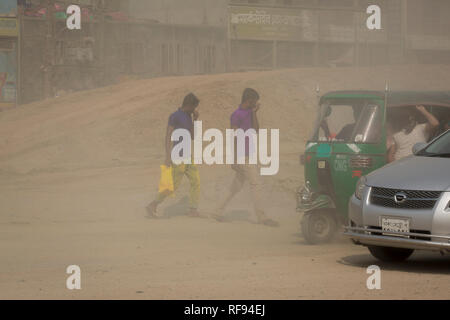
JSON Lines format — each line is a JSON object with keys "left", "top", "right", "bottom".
{"left": 1, "top": 65, "right": 450, "bottom": 177}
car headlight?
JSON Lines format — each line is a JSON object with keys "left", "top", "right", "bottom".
{"left": 355, "top": 176, "right": 367, "bottom": 200}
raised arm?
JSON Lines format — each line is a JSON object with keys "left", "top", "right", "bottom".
{"left": 416, "top": 105, "right": 439, "bottom": 136}
{"left": 387, "top": 139, "right": 397, "bottom": 163}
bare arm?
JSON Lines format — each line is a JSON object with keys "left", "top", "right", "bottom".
{"left": 388, "top": 142, "right": 396, "bottom": 163}
{"left": 252, "top": 104, "right": 260, "bottom": 131}
{"left": 165, "top": 125, "right": 174, "bottom": 166}
{"left": 416, "top": 105, "right": 439, "bottom": 136}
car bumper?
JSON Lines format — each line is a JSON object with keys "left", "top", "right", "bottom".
{"left": 346, "top": 189, "right": 450, "bottom": 252}
{"left": 344, "top": 226, "right": 450, "bottom": 252}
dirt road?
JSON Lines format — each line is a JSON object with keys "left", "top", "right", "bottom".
{"left": 0, "top": 66, "right": 449, "bottom": 299}
{"left": 1, "top": 164, "right": 449, "bottom": 300}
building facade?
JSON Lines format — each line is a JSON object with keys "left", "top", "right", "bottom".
{"left": 228, "top": 0, "right": 450, "bottom": 69}
{"left": 0, "top": 0, "right": 19, "bottom": 108}
{"left": 12, "top": 0, "right": 450, "bottom": 105}
{"left": 405, "top": 0, "right": 450, "bottom": 64}
{"left": 129, "top": 0, "right": 228, "bottom": 26}
{"left": 18, "top": 0, "right": 227, "bottom": 104}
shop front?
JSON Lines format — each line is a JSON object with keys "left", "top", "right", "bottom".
{"left": 0, "top": 31, "right": 18, "bottom": 108}
{"left": 0, "top": 0, "right": 18, "bottom": 108}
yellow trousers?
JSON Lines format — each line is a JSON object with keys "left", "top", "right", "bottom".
{"left": 155, "top": 163, "right": 200, "bottom": 209}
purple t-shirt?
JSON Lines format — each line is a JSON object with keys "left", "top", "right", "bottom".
{"left": 230, "top": 105, "right": 255, "bottom": 157}
{"left": 169, "top": 109, "right": 193, "bottom": 157}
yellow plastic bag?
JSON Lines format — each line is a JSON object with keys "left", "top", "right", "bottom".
{"left": 158, "top": 165, "right": 174, "bottom": 193}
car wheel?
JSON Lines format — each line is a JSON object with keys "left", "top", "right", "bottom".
{"left": 301, "top": 209, "right": 337, "bottom": 245}
{"left": 368, "top": 246, "right": 414, "bottom": 262}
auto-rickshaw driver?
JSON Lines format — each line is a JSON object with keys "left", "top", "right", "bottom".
{"left": 317, "top": 102, "right": 377, "bottom": 143}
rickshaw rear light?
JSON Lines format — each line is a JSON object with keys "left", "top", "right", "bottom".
{"left": 350, "top": 156, "right": 373, "bottom": 168}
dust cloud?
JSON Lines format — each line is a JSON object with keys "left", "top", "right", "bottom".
{"left": 1, "top": 0, "right": 450, "bottom": 300}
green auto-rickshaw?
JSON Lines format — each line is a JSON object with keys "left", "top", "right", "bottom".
{"left": 297, "top": 90, "right": 450, "bottom": 244}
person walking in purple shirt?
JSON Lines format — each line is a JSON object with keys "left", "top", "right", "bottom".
{"left": 214, "top": 88, "right": 279, "bottom": 227}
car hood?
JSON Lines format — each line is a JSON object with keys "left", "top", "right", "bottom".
{"left": 366, "top": 156, "right": 450, "bottom": 192}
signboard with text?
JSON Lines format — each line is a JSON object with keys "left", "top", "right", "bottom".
{"left": 0, "top": 18, "right": 19, "bottom": 37}
{"left": 228, "top": 5, "right": 317, "bottom": 42}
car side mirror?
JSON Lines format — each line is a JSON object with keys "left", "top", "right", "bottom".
{"left": 412, "top": 142, "right": 427, "bottom": 155}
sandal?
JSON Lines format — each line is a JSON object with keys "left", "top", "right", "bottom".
{"left": 145, "top": 202, "right": 161, "bottom": 219}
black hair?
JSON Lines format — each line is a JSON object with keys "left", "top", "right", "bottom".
{"left": 182, "top": 93, "right": 200, "bottom": 107}
{"left": 396, "top": 108, "right": 417, "bottom": 135}
{"left": 241, "top": 88, "right": 260, "bottom": 104}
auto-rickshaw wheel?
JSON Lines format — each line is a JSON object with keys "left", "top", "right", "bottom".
{"left": 301, "top": 209, "right": 337, "bottom": 245}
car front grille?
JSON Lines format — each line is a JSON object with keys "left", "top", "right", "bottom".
{"left": 370, "top": 187, "right": 441, "bottom": 210}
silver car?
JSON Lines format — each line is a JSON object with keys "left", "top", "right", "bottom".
{"left": 345, "top": 130, "right": 450, "bottom": 262}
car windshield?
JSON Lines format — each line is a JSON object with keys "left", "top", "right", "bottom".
{"left": 418, "top": 130, "right": 450, "bottom": 158}
{"left": 310, "top": 99, "right": 382, "bottom": 143}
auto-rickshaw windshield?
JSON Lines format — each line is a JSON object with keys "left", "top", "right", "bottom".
{"left": 310, "top": 100, "right": 382, "bottom": 143}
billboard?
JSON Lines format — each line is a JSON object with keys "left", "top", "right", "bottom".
{"left": 0, "top": 0, "right": 17, "bottom": 17}
{"left": 0, "top": 40, "right": 17, "bottom": 105}
{"left": 0, "top": 17, "right": 19, "bottom": 37}
{"left": 228, "top": 5, "right": 317, "bottom": 42}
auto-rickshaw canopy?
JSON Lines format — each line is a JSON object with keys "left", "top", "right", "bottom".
{"left": 386, "top": 91, "right": 450, "bottom": 108}
{"left": 320, "top": 90, "right": 450, "bottom": 108}
{"left": 314, "top": 91, "right": 450, "bottom": 144}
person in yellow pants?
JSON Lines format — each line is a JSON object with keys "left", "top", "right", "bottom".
{"left": 146, "top": 93, "right": 201, "bottom": 218}
{"left": 151, "top": 163, "right": 200, "bottom": 216}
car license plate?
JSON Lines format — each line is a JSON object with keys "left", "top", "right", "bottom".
{"left": 381, "top": 217, "right": 410, "bottom": 235}
{"left": 318, "top": 161, "right": 326, "bottom": 169}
